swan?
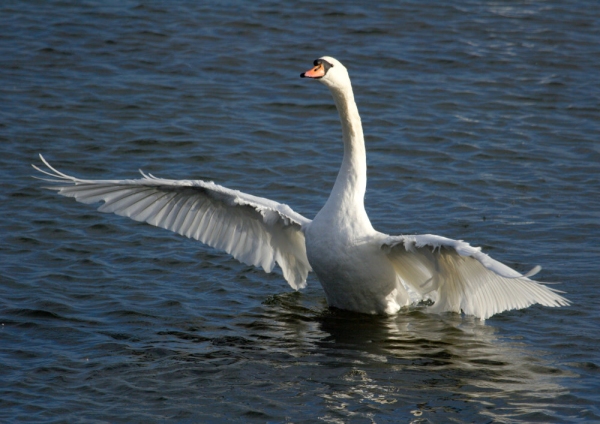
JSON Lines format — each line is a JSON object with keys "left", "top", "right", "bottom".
{"left": 33, "top": 56, "right": 569, "bottom": 319}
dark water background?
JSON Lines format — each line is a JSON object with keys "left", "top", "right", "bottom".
{"left": 2, "top": 1, "right": 599, "bottom": 422}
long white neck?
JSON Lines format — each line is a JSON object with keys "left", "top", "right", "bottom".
{"left": 323, "top": 82, "right": 369, "bottom": 221}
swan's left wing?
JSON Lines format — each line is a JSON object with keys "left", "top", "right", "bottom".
{"left": 382, "top": 234, "right": 569, "bottom": 319}
{"left": 33, "top": 155, "right": 312, "bottom": 289}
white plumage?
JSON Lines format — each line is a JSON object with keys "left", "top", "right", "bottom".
{"left": 34, "top": 56, "right": 569, "bottom": 319}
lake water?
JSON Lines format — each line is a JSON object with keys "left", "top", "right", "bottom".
{"left": 1, "top": 1, "right": 599, "bottom": 422}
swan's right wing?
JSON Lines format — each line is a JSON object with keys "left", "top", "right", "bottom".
{"left": 34, "top": 155, "right": 312, "bottom": 289}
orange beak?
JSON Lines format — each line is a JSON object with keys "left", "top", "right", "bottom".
{"left": 300, "top": 63, "right": 325, "bottom": 79}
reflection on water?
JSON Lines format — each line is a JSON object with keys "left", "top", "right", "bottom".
{"left": 253, "top": 293, "right": 570, "bottom": 422}
{"left": 0, "top": 262, "right": 580, "bottom": 422}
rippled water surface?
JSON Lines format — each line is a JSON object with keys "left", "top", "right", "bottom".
{"left": 2, "top": 1, "right": 599, "bottom": 422}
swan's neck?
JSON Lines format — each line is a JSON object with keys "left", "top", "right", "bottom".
{"left": 325, "top": 83, "right": 368, "bottom": 219}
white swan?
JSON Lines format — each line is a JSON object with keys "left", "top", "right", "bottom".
{"left": 34, "top": 56, "right": 569, "bottom": 319}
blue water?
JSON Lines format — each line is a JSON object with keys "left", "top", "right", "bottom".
{"left": 1, "top": 1, "right": 599, "bottom": 422}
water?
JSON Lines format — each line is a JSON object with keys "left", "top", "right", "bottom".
{"left": 1, "top": 1, "right": 599, "bottom": 422}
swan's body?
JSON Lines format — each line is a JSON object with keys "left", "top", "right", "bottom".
{"left": 34, "top": 56, "right": 569, "bottom": 319}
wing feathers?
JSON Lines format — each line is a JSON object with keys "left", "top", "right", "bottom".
{"left": 383, "top": 234, "right": 569, "bottom": 319}
{"left": 34, "top": 155, "right": 312, "bottom": 289}
{"left": 36, "top": 155, "right": 566, "bottom": 317}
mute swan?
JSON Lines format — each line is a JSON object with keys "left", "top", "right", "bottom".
{"left": 34, "top": 56, "right": 569, "bottom": 319}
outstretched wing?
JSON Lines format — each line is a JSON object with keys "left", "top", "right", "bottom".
{"left": 382, "top": 234, "right": 569, "bottom": 319}
{"left": 34, "top": 155, "right": 312, "bottom": 289}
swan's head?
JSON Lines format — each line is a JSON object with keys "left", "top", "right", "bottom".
{"left": 300, "top": 56, "right": 350, "bottom": 91}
